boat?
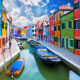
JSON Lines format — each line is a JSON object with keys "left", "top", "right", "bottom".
{"left": 6, "top": 58, "right": 24, "bottom": 77}
{"left": 27, "top": 39, "right": 32, "bottom": 43}
{"left": 34, "top": 46, "right": 61, "bottom": 65}
{"left": 30, "top": 41, "right": 40, "bottom": 47}
{"left": 69, "top": 70, "right": 80, "bottom": 80}
{"left": 19, "top": 43, "right": 24, "bottom": 49}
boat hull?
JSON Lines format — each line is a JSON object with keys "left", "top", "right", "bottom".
{"left": 33, "top": 47, "right": 61, "bottom": 65}
{"left": 6, "top": 58, "right": 24, "bottom": 76}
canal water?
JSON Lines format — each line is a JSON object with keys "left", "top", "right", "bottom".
{"left": 0, "top": 41, "right": 70, "bottom": 80}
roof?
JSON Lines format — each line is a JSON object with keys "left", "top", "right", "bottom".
{"left": 59, "top": 5, "right": 73, "bottom": 10}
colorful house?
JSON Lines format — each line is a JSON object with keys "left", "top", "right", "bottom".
{"left": 0, "top": 0, "right": 7, "bottom": 55}
{"left": 49, "top": 12, "right": 56, "bottom": 44}
{"left": 29, "top": 25, "right": 33, "bottom": 38}
{"left": 61, "top": 11, "right": 74, "bottom": 53}
{"left": 1, "top": 1, "right": 7, "bottom": 36}
{"left": 38, "top": 21, "right": 43, "bottom": 40}
{"left": 54, "top": 5, "right": 73, "bottom": 47}
{"left": 0, "top": 0, "right": 1, "bottom": 36}
{"left": 12, "top": 28, "right": 18, "bottom": 38}
{"left": 7, "top": 13, "right": 12, "bottom": 40}
{"left": 32, "top": 24, "right": 36, "bottom": 39}
{"left": 36, "top": 23, "right": 39, "bottom": 39}
{"left": 74, "top": 0, "right": 80, "bottom": 56}
{"left": 43, "top": 21, "right": 49, "bottom": 42}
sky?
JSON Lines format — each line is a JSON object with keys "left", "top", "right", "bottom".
{"left": 3, "top": 0, "right": 73, "bottom": 28}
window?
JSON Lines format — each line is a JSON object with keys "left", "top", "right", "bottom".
{"left": 62, "top": 38, "right": 64, "bottom": 47}
{"left": 74, "top": 1, "right": 79, "bottom": 10}
{"left": 5, "top": 23, "right": 7, "bottom": 30}
{"left": 33, "top": 26, "right": 34, "bottom": 28}
{"left": 54, "top": 26, "right": 56, "bottom": 31}
{"left": 74, "top": 40, "right": 80, "bottom": 49}
{"left": 58, "top": 25, "right": 60, "bottom": 31}
{"left": 74, "top": 20, "right": 79, "bottom": 29}
{"left": 62, "top": 23, "right": 65, "bottom": 29}
{"left": 32, "top": 30, "right": 34, "bottom": 32}
{"left": 69, "top": 21, "right": 72, "bottom": 29}
{"left": 70, "top": 40, "right": 74, "bottom": 48}
{"left": 2, "top": 21, "right": 4, "bottom": 29}
{"left": 54, "top": 37, "right": 58, "bottom": 42}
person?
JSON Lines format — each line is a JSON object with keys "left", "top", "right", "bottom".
{"left": 9, "top": 40, "right": 11, "bottom": 49}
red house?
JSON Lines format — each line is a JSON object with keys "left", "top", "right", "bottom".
{"left": 38, "top": 21, "right": 43, "bottom": 40}
{"left": 49, "top": 11, "right": 56, "bottom": 44}
{"left": 74, "top": 0, "right": 80, "bottom": 56}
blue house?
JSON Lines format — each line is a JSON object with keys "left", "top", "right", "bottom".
{"left": 0, "top": 0, "right": 1, "bottom": 36}
{"left": 29, "top": 25, "right": 33, "bottom": 38}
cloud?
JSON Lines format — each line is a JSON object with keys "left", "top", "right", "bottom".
{"left": 50, "top": 9, "right": 55, "bottom": 13}
{"left": 14, "top": 16, "right": 31, "bottom": 28}
{"left": 67, "top": 3, "right": 71, "bottom": 7}
{"left": 19, "top": 0, "right": 42, "bottom": 6}
{"left": 3, "top": 0, "right": 49, "bottom": 28}
{"left": 46, "top": 0, "right": 49, "bottom": 3}
{"left": 32, "top": 15, "right": 49, "bottom": 24}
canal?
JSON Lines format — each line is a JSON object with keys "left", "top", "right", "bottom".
{"left": 0, "top": 40, "right": 70, "bottom": 80}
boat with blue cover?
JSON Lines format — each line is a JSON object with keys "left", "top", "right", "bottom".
{"left": 34, "top": 46, "right": 61, "bottom": 65}
{"left": 6, "top": 58, "right": 24, "bottom": 77}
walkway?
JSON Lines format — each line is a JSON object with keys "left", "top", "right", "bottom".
{"left": 32, "top": 39, "right": 80, "bottom": 71}
{"left": 0, "top": 39, "right": 20, "bottom": 69}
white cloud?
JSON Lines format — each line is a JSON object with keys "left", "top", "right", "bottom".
{"left": 32, "top": 15, "right": 49, "bottom": 24}
{"left": 50, "top": 9, "right": 55, "bottom": 13}
{"left": 3, "top": 0, "right": 49, "bottom": 28}
{"left": 41, "top": 2, "right": 47, "bottom": 7}
{"left": 19, "top": 0, "right": 42, "bottom": 6}
{"left": 14, "top": 16, "right": 31, "bottom": 28}
{"left": 46, "top": 0, "right": 49, "bottom": 3}
{"left": 67, "top": 3, "right": 71, "bottom": 7}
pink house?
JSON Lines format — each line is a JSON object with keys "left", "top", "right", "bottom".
{"left": 49, "top": 12, "right": 56, "bottom": 44}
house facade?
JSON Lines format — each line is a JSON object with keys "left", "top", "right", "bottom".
{"left": 74, "top": 0, "right": 80, "bottom": 56}
{"left": 54, "top": 5, "right": 73, "bottom": 47}
{"left": 38, "top": 21, "right": 43, "bottom": 40}
{"left": 49, "top": 12, "right": 56, "bottom": 44}
{"left": 61, "top": 11, "right": 74, "bottom": 53}
{"left": 43, "top": 21, "right": 49, "bottom": 42}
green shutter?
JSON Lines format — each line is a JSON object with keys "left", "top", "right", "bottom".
{"left": 70, "top": 40, "right": 73, "bottom": 47}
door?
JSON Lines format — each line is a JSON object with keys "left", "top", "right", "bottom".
{"left": 65, "top": 38, "right": 68, "bottom": 49}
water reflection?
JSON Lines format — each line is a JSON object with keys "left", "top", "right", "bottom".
{"left": 0, "top": 41, "right": 70, "bottom": 80}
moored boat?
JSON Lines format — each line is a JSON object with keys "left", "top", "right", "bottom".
{"left": 6, "top": 58, "right": 24, "bottom": 77}
{"left": 30, "top": 41, "right": 40, "bottom": 47}
{"left": 27, "top": 39, "right": 32, "bottom": 43}
{"left": 19, "top": 43, "right": 24, "bottom": 49}
{"left": 34, "top": 46, "right": 61, "bottom": 65}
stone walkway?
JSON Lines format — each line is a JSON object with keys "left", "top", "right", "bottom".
{"left": 0, "top": 39, "right": 20, "bottom": 69}
{"left": 32, "top": 39, "right": 80, "bottom": 71}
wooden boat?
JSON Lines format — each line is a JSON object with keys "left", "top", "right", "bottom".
{"left": 6, "top": 58, "right": 24, "bottom": 77}
{"left": 34, "top": 46, "right": 61, "bottom": 65}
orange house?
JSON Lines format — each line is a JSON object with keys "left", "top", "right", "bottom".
{"left": 54, "top": 5, "right": 73, "bottom": 47}
{"left": 54, "top": 11, "right": 63, "bottom": 47}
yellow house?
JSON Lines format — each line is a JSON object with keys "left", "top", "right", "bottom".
{"left": 2, "top": 11, "right": 7, "bottom": 36}
{"left": 21, "top": 29, "right": 26, "bottom": 34}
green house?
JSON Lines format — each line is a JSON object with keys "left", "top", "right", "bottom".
{"left": 61, "top": 11, "right": 74, "bottom": 53}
